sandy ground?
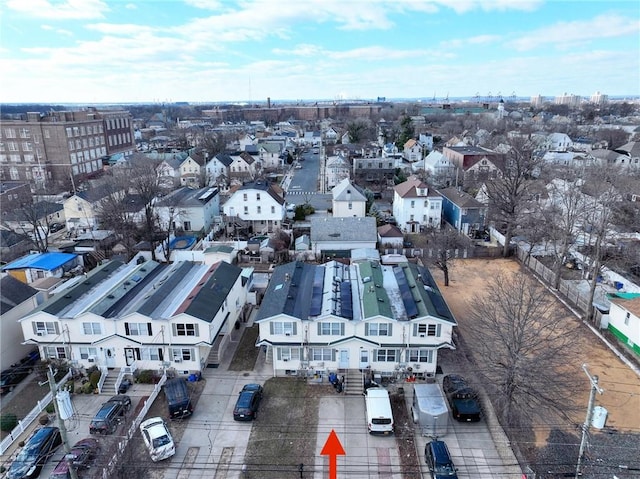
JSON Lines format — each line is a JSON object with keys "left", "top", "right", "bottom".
{"left": 432, "top": 258, "right": 640, "bottom": 444}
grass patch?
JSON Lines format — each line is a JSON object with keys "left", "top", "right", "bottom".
{"left": 228, "top": 325, "right": 260, "bottom": 371}
{"left": 243, "top": 378, "right": 329, "bottom": 478}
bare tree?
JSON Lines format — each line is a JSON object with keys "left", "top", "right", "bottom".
{"left": 419, "top": 226, "right": 467, "bottom": 286}
{"left": 466, "top": 271, "right": 581, "bottom": 427}
{"left": 484, "top": 136, "right": 542, "bottom": 257}
{"left": 544, "top": 175, "right": 587, "bottom": 289}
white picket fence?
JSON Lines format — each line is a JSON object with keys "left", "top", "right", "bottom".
{"left": 0, "top": 370, "right": 72, "bottom": 456}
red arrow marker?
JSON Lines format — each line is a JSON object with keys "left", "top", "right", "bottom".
{"left": 320, "top": 429, "right": 346, "bottom": 479}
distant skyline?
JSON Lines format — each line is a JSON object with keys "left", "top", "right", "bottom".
{"left": 1, "top": 0, "right": 639, "bottom": 104}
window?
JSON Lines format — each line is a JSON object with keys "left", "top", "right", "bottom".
{"left": 310, "top": 348, "right": 334, "bottom": 361}
{"left": 171, "top": 348, "right": 194, "bottom": 361}
{"left": 375, "top": 349, "right": 398, "bottom": 362}
{"left": 411, "top": 201, "right": 415, "bottom": 208}
{"left": 243, "top": 193, "right": 248, "bottom": 201}
{"left": 413, "top": 323, "right": 441, "bottom": 337}
{"left": 4, "top": 128, "right": 16, "bottom": 138}
{"left": 407, "top": 349, "right": 433, "bottom": 363}
{"left": 271, "top": 206, "right": 275, "bottom": 214}
{"left": 32, "top": 321, "right": 59, "bottom": 335}
{"left": 348, "top": 202, "right": 352, "bottom": 210}
{"left": 79, "top": 347, "right": 98, "bottom": 359}
{"left": 125, "top": 322, "right": 152, "bottom": 336}
{"left": 44, "top": 129, "right": 50, "bottom": 139}
{"left": 424, "top": 200, "right": 428, "bottom": 207}
{"left": 256, "top": 193, "right": 261, "bottom": 200}
{"left": 318, "top": 322, "right": 344, "bottom": 336}
{"left": 82, "top": 322, "right": 102, "bottom": 335}
{"left": 625, "top": 312, "right": 630, "bottom": 326}
{"left": 270, "top": 321, "right": 297, "bottom": 335}
{"left": 257, "top": 206, "right": 261, "bottom": 214}
{"left": 141, "top": 348, "right": 163, "bottom": 361}
{"left": 44, "top": 346, "right": 68, "bottom": 359}
{"left": 183, "top": 221, "right": 191, "bottom": 231}
{"left": 277, "top": 347, "right": 301, "bottom": 361}
{"left": 244, "top": 206, "right": 248, "bottom": 214}
{"left": 7, "top": 142, "right": 18, "bottom": 151}
{"left": 19, "top": 128, "right": 30, "bottom": 139}
{"left": 365, "top": 323, "right": 392, "bottom": 336}
{"left": 173, "top": 323, "right": 199, "bottom": 336}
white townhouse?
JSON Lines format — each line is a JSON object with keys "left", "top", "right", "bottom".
{"left": 331, "top": 178, "right": 367, "bottom": 218}
{"left": 19, "top": 259, "right": 249, "bottom": 381}
{"left": 205, "top": 153, "right": 233, "bottom": 186}
{"left": 155, "top": 186, "right": 220, "bottom": 234}
{"left": 421, "top": 151, "right": 455, "bottom": 185}
{"left": 63, "top": 185, "right": 124, "bottom": 234}
{"left": 222, "top": 180, "right": 286, "bottom": 234}
{"left": 256, "top": 259, "right": 457, "bottom": 379}
{"left": 393, "top": 177, "right": 443, "bottom": 233}
{"left": 229, "top": 152, "right": 260, "bottom": 181}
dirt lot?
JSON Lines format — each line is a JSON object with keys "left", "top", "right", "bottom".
{"left": 434, "top": 258, "right": 640, "bottom": 444}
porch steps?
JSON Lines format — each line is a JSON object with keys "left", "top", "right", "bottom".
{"left": 100, "top": 372, "right": 118, "bottom": 395}
{"left": 343, "top": 369, "right": 363, "bottom": 396}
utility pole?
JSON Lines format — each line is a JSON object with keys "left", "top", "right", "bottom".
{"left": 575, "top": 364, "right": 603, "bottom": 478}
{"left": 47, "top": 367, "right": 79, "bottom": 479}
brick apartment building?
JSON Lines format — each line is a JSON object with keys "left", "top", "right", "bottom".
{"left": 0, "top": 108, "right": 135, "bottom": 192}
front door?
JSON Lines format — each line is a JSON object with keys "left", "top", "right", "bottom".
{"left": 359, "top": 349, "right": 370, "bottom": 369}
{"left": 124, "top": 348, "right": 135, "bottom": 367}
{"left": 104, "top": 348, "right": 116, "bottom": 368}
{"left": 339, "top": 349, "right": 349, "bottom": 369}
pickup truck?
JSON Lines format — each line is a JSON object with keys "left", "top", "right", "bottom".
{"left": 442, "top": 374, "right": 482, "bottom": 422}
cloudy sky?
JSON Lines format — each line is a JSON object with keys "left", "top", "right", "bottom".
{"left": 1, "top": 0, "right": 639, "bottom": 104}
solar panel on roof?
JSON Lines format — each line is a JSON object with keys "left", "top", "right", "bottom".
{"left": 309, "top": 266, "right": 324, "bottom": 316}
{"left": 428, "top": 293, "right": 453, "bottom": 319}
{"left": 340, "top": 282, "right": 353, "bottom": 319}
{"left": 394, "top": 267, "right": 418, "bottom": 318}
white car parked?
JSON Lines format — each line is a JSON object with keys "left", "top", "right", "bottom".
{"left": 140, "top": 417, "right": 175, "bottom": 462}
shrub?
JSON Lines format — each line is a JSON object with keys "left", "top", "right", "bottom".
{"left": 89, "top": 370, "right": 101, "bottom": 387}
{"left": 83, "top": 382, "right": 94, "bottom": 394}
{"left": 45, "top": 402, "right": 55, "bottom": 414}
{"left": 64, "top": 381, "right": 75, "bottom": 394}
{"left": 0, "top": 465, "right": 6, "bottom": 473}
{"left": 0, "top": 413, "right": 17, "bottom": 432}
{"left": 135, "top": 370, "right": 157, "bottom": 384}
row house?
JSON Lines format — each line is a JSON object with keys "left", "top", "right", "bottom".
{"left": 256, "top": 259, "right": 457, "bottom": 379}
{"left": 63, "top": 184, "right": 125, "bottom": 234}
{"left": 19, "top": 259, "right": 248, "bottom": 377}
{"left": 403, "top": 139, "right": 423, "bottom": 162}
{"left": 393, "top": 177, "right": 443, "bottom": 233}
{"left": 352, "top": 156, "right": 397, "bottom": 184}
{"left": 205, "top": 154, "right": 234, "bottom": 188}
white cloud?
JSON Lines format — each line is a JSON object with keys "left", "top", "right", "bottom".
{"left": 41, "top": 24, "right": 74, "bottom": 36}
{"left": 182, "top": 0, "right": 223, "bottom": 9}
{"left": 5, "top": 0, "right": 108, "bottom": 20}
{"left": 124, "top": 3, "right": 137, "bottom": 9}
{"left": 509, "top": 14, "right": 640, "bottom": 51}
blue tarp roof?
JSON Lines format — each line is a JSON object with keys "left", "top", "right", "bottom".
{"left": 1, "top": 252, "right": 78, "bottom": 271}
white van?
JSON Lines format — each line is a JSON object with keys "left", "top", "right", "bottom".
{"left": 365, "top": 387, "right": 394, "bottom": 435}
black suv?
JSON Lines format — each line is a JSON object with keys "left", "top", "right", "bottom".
{"left": 442, "top": 374, "right": 482, "bottom": 422}
{"left": 233, "top": 384, "right": 263, "bottom": 421}
{"left": 424, "top": 440, "right": 458, "bottom": 479}
{"left": 89, "top": 395, "right": 131, "bottom": 435}
{"left": 0, "top": 349, "right": 40, "bottom": 394}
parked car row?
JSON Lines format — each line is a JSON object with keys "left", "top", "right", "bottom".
{"left": 89, "top": 394, "right": 131, "bottom": 435}
{"left": 0, "top": 349, "right": 40, "bottom": 395}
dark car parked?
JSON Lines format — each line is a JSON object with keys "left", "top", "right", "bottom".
{"left": 49, "top": 438, "right": 99, "bottom": 479}
{"left": 89, "top": 395, "right": 131, "bottom": 435}
{"left": 0, "top": 349, "right": 40, "bottom": 394}
{"left": 442, "top": 374, "right": 482, "bottom": 422}
{"left": 233, "top": 384, "right": 263, "bottom": 421}
{"left": 424, "top": 440, "right": 458, "bottom": 479}
{"left": 7, "top": 427, "right": 62, "bottom": 479}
